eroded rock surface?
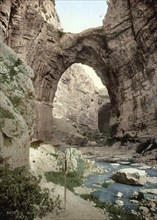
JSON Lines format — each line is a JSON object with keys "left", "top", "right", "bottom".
{"left": 53, "top": 64, "right": 99, "bottom": 135}
{"left": 103, "top": 0, "right": 157, "bottom": 138}
{"left": 111, "top": 168, "right": 147, "bottom": 185}
{"left": 0, "top": 41, "right": 35, "bottom": 168}
{"left": 30, "top": 144, "right": 104, "bottom": 177}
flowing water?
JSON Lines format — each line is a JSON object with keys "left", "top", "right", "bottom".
{"left": 84, "top": 162, "right": 157, "bottom": 210}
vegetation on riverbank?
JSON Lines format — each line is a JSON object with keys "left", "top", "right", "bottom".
{"left": 80, "top": 194, "right": 144, "bottom": 220}
{"left": 102, "top": 180, "right": 110, "bottom": 188}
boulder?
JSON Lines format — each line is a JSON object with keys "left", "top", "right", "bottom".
{"left": 130, "top": 191, "right": 144, "bottom": 201}
{"left": 115, "top": 199, "right": 124, "bottom": 207}
{"left": 115, "top": 192, "right": 123, "bottom": 198}
{"left": 139, "top": 206, "right": 149, "bottom": 214}
{"left": 136, "top": 138, "right": 157, "bottom": 154}
{"left": 131, "top": 191, "right": 139, "bottom": 199}
{"left": 140, "top": 189, "right": 157, "bottom": 195}
{"left": 111, "top": 168, "right": 147, "bottom": 185}
{"left": 130, "top": 200, "right": 139, "bottom": 204}
{"left": 87, "top": 141, "right": 97, "bottom": 147}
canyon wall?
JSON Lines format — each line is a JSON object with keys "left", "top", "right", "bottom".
{"left": 103, "top": 0, "right": 157, "bottom": 138}
{"left": 0, "top": 0, "right": 63, "bottom": 140}
{"left": 0, "top": 39, "right": 35, "bottom": 168}
{"left": 0, "top": 0, "right": 157, "bottom": 143}
{"left": 53, "top": 63, "right": 99, "bottom": 134}
{"left": 98, "top": 88, "right": 111, "bottom": 134}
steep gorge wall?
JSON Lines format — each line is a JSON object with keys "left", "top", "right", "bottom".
{"left": 98, "top": 88, "right": 111, "bottom": 134}
{"left": 0, "top": 39, "right": 35, "bottom": 168}
{"left": 103, "top": 0, "right": 157, "bottom": 138}
{"left": 1, "top": 0, "right": 63, "bottom": 140}
{"left": 1, "top": 0, "right": 157, "bottom": 142}
{"left": 53, "top": 64, "right": 99, "bottom": 134}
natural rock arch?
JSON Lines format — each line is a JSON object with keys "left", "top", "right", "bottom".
{"left": 22, "top": 26, "right": 116, "bottom": 141}
{"left": 1, "top": 0, "right": 157, "bottom": 141}
{"left": 52, "top": 63, "right": 101, "bottom": 144}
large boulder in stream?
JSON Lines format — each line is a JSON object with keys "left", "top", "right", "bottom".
{"left": 111, "top": 168, "right": 147, "bottom": 186}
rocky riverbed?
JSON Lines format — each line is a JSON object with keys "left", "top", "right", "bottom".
{"left": 79, "top": 143, "right": 157, "bottom": 220}
{"left": 30, "top": 142, "right": 157, "bottom": 220}
{"left": 80, "top": 141, "right": 157, "bottom": 167}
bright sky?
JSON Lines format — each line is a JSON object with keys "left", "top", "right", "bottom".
{"left": 55, "top": 0, "right": 108, "bottom": 89}
{"left": 56, "top": 0, "right": 108, "bottom": 33}
{"left": 82, "top": 65, "right": 106, "bottom": 89}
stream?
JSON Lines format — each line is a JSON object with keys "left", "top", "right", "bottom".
{"left": 84, "top": 161, "right": 157, "bottom": 211}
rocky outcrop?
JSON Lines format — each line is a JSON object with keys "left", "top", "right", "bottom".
{"left": 53, "top": 64, "right": 99, "bottom": 135}
{"left": 0, "top": 40, "right": 35, "bottom": 168}
{"left": 30, "top": 144, "right": 104, "bottom": 176}
{"left": 1, "top": 0, "right": 157, "bottom": 141}
{"left": 136, "top": 138, "right": 157, "bottom": 154}
{"left": 131, "top": 189, "right": 157, "bottom": 220}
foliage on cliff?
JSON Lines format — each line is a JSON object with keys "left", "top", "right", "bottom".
{"left": 51, "top": 0, "right": 55, "bottom": 5}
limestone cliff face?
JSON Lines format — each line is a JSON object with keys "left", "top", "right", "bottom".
{"left": 53, "top": 64, "right": 99, "bottom": 134}
{"left": 1, "top": 0, "right": 157, "bottom": 141}
{"left": 103, "top": 0, "right": 157, "bottom": 138}
{"left": 0, "top": 40, "right": 35, "bottom": 168}
{"left": 0, "top": 0, "right": 62, "bottom": 140}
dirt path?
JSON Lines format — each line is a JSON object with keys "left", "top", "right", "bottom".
{"left": 37, "top": 181, "right": 109, "bottom": 220}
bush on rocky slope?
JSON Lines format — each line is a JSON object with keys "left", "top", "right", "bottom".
{"left": 0, "top": 165, "right": 61, "bottom": 220}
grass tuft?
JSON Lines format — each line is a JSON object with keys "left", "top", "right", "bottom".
{"left": 45, "top": 159, "right": 84, "bottom": 191}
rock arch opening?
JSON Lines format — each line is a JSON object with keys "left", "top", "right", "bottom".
{"left": 1, "top": 0, "right": 157, "bottom": 169}
{"left": 52, "top": 63, "right": 111, "bottom": 145}
{"left": 32, "top": 27, "right": 120, "bottom": 142}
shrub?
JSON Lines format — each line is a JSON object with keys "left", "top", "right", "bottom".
{"left": 0, "top": 165, "right": 61, "bottom": 220}
{"left": 45, "top": 159, "right": 85, "bottom": 191}
{"left": 102, "top": 181, "right": 110, "bottom": 188}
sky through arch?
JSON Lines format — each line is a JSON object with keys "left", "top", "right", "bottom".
{"left": 55, "top": 0, "right": 108, "bottom": 90}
